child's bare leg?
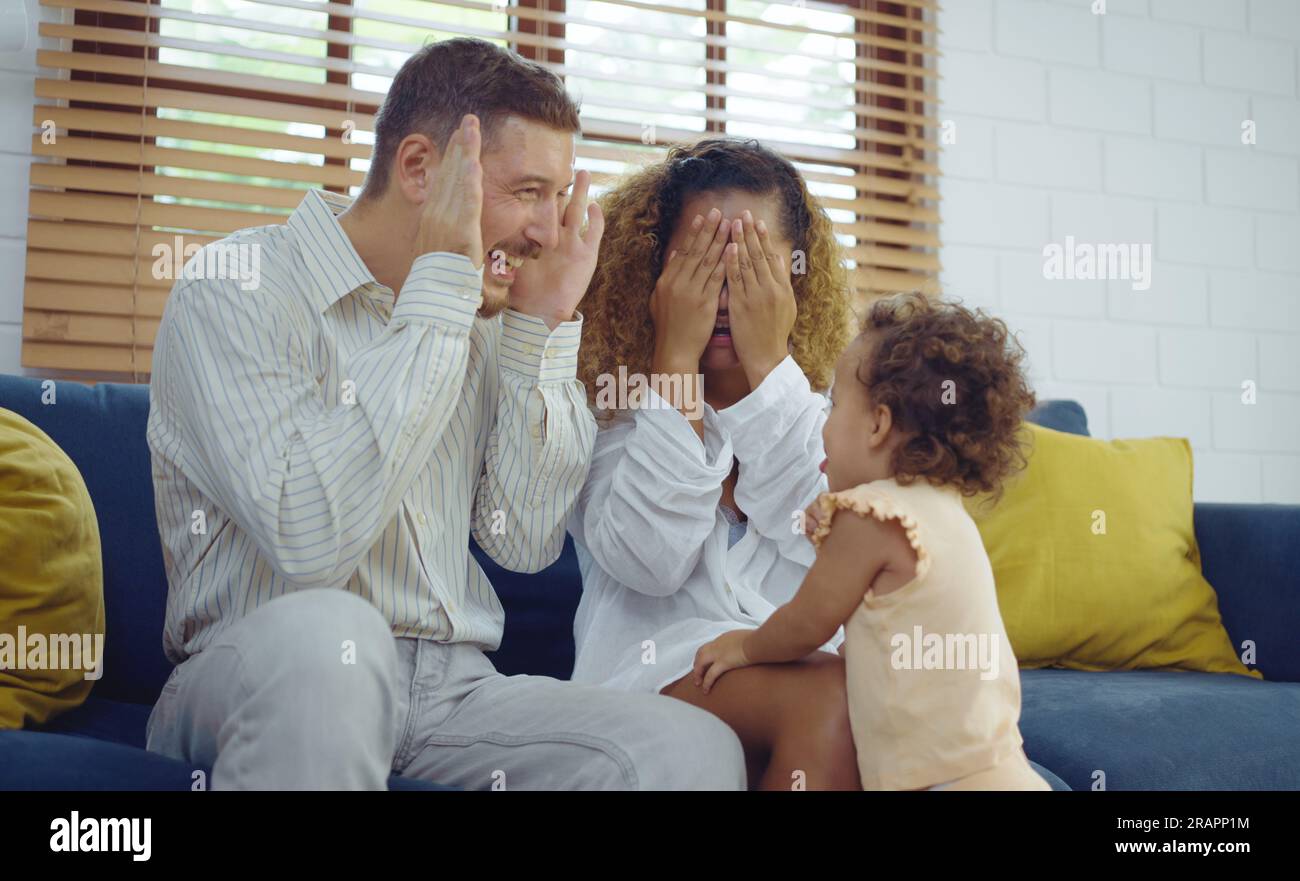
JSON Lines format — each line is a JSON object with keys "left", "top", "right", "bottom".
{"left": 662, "top": 650, "right": 860, "bottom": 791}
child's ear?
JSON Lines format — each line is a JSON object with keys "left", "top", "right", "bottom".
{"left": 868, "top": 402, "right": 894, "bottom": 449}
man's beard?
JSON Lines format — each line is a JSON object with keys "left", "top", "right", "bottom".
{"left": 477, "top": 238, "right": 537, "bottom": 319}
{"left": 478, "top": 282, "right": 510, "bottom": 319}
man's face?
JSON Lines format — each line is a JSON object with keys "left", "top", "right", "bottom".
{"left": 476, "top": 115, "right": 577, "bottom": 317}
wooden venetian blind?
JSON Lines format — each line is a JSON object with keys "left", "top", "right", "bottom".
{"left": 25, "top": 0, "right": 939, "bottom": 377}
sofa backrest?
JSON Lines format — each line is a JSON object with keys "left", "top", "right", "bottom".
{"left": 0, "top": 371, "right": 1094, "bottom": 699}
{"left": 0, "top": 375, "right": 171, "bottom": 705}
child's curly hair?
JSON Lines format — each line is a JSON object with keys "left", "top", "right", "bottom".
{"left": 855, "top": 293, "right": 1036, "bottom": 498}
{"left": 577, "top": 138, "right": 850, "bottom": 409}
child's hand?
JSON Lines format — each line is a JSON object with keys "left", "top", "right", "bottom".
{"left": 692, "top": 630, "right": 753, "bottom": 694}
{"left": 801, "top": 496, "right": 828, "bottom": 543}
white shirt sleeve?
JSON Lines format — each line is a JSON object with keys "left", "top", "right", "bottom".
{"left": 717, "top": 355, "right": 829, "bottom": 568}
{"left": 569, "top": 387, "right": 733, "bottom": 597}
{"left": 471, "top": 309, "right": 597, "bottom": 573}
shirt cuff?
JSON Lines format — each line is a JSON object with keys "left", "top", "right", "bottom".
{"left": 717, "top": 355, "right": 816, "bottom": 455}
{"left": 499, "top": 309, "right": 583, "bottom": 382}
{"left": 392, "top": 252, "right": 482, "bottom": 333}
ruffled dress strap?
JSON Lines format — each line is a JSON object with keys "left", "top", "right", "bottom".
{"left": 809, "top": 482, "right": 932, "bottom": 586}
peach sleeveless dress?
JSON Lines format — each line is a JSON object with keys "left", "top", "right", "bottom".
{"left": 810, "top": 478, "right": 1050, "bottom": 791}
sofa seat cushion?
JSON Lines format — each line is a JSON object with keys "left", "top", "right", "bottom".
{"left": 1020, "top": 668, "right": 1300, "bottom": 790}
{"left": 36, "top": 695, "right": 152, "bottom": 750}
{"left": 0, "top": 729, "right": 200, "bottom": 790}
{"left": 0, "top": 730, "right": 454, "bottom": 791}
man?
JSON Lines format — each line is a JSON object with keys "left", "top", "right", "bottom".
{"left": 145, "top": 37, "right": 745, "bottom": 790}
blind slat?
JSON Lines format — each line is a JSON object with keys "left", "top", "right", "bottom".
{"left": 40, "top": 4, "right": 941, "bottom": 85}
{"left": 21, "top": 341, "right": 152, "bottom": 374}
{"left": 24, "top": 279, "right": 169, "bottom": 319}
{"left": 30, "top": 191, "right": 287, "bottom": 235}
{"left": 25, "top": 310, "right": 159, "bottom": 348}
{"left": 28, "top": 219, "right": 218, "bottom": 257}
{"left": 34, "top": 135, "right": 363, "bottom": 188}
{"left": 31, "top": 163, "right": 312, "bottom": 210}
{"left": 27, "top": 0, "right": 939, "bottom": 377}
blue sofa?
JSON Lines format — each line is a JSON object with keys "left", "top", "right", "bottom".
{"left": 1, "top": 374, "right": 1297, "bottom": 791}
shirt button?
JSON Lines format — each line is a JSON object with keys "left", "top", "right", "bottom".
{"left": 416, "top": 512, "right": 427, "bottom": 525}
{"left": 524, "top": 344, "right": 538, "bottom": 356}
{"left": 544, "top": 347, "right": 556, "bottom": 358}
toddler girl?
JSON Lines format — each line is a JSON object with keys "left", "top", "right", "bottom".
{"left": 693, "top": 292, "right": 1050, "bottom": 791}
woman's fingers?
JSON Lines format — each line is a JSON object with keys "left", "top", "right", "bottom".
{"left": 724, "top": 241, "right": 743, "bottom": 301}
{"left": 741, "top": 211, "right": 774, "bottom": 285}
{"left": 732, "top": 217, "right": 761, "bottom": 294}
{"left": 690, "top": 208, "right": 731, "bottom": 287}
{"left": 706, "top": 242, "right": 728, "bottom": 296}
{"left": 755, "top": 217, "right": 784, "bottom": 281}
{"left": 663, "top": 212, "right": 707, "bottom": 286}
{"left": 687, "top": 209, "right": 722, "bottom": 264}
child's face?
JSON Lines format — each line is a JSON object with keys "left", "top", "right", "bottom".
{"left": 820, "top": 334, "right": 898, "bottom": 492}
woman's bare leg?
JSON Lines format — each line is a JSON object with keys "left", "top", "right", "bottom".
{"left": 661, "top": 651, "right": 860, "bottom": 791}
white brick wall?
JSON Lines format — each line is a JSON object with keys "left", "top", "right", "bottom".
{"left": 0, "top": 0, "right": 56, "bottom": 377}
{"left": 939, "top": 0, "right": 1300, "bottom": 504}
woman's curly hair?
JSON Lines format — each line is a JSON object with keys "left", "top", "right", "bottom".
{"left": 855, "top": 293, "right": 1037, "bottom": 499}
{"left": 577, "top": 138, "right": 851, "bottom": 409}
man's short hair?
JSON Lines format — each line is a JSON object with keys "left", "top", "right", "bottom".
{"left": 365, "top": 37, "right": 582, "bottom": 196}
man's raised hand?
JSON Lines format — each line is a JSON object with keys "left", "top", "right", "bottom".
{"left": 413, "top": 115, "right": 484, "bottom": 267}
{"left": 509, "top": 168, "right": 605, "bottom": 329}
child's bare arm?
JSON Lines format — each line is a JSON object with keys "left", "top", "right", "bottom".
{"left": 744, "top": 507, "right": 915, "bottom": 664}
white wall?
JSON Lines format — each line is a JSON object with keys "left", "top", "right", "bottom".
{"left": 0, "top": 0, "right": 51, "bottom": 378}
{"left": 938, "top": 0, "right": 1300, "bottom": 504}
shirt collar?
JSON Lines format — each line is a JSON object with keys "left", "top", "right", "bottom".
{"left": 287, "top": 189, "right": 379, "bottom": 314}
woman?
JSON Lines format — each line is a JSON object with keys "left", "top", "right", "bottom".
{"left": 569, "top": 138, "right": 857, "bottom": 789}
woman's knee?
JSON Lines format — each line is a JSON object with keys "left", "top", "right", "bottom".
{"left": 775, "top": 659, "right": 857, "bottom": 767}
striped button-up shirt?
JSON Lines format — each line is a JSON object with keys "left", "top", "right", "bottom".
{"left": 147, "top": 189, "right": 596, "bottom": 664}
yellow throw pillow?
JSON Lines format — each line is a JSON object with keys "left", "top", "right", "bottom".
{"left": 965, "top": 422, "right": 1258, "bottom": 679}
{"left": 0, "top": 407, "right": 106, "bottom": 728}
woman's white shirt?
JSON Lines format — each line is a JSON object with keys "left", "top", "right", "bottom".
{"left": 569, "top": 355, "right": 843, "bottom": 694}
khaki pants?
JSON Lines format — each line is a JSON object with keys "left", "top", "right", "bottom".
{"left": 146, "top": 588, "right": 746, "bottom": 791}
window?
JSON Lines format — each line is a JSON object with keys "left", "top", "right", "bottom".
{"left": 26, "top": 0, "right": 938, "bottom": 379}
